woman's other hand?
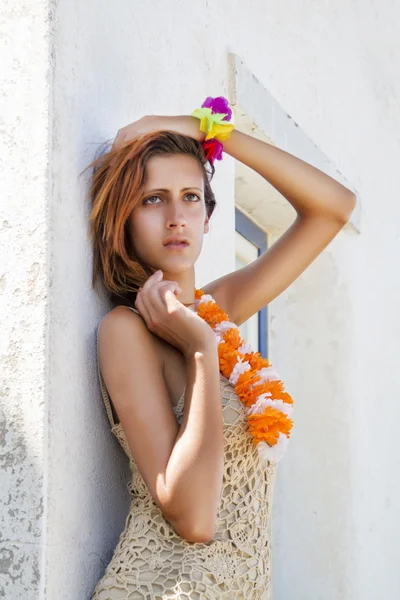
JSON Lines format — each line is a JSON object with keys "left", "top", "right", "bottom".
{"left": 134, "top": 270, "right": 216, "bottom": 358}
{"left": 112, "top": 116, "right": 205, "bottom": 150}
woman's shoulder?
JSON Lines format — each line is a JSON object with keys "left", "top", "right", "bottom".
{"left": 98, "top": 305, "right": 153, "bottom": 351}
{"left": 97, "top": 305, "right": 163, "bottom": 373}
{"left": 100, "top": 304, "right": 142, "bottom": 327}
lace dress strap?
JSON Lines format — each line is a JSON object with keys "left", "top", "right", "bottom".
{"left": 96, "top": 327, "right": 116, "bottom": 428}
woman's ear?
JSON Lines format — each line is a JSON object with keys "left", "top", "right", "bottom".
{"left": 204, "top": 218, "right": 210, "bottom": 234}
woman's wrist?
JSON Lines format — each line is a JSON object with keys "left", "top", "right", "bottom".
{"left": 217, "top": 127, "right": 240, "bottom": 156}
{"left": 169, "top": 115, "right": 206, "bottom": 144}
{"left": 183, "top": 335, "right": 218, "bottom": 362}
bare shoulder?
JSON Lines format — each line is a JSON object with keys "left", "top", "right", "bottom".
{"left": 97, "top": 305, "right": 164, "bottom": 408}
{"left": 98, "top": 305, "right": 151, "bottom": 346}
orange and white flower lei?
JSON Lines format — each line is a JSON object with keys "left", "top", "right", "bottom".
{"left": 195, "top": 289, "right": 294, "bottom": 463}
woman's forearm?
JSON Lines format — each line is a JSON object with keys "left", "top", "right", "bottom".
{"left": 222, "top": 128, "right": 356, "bottom": 222}
{"left": 163, "top": 344, "right": 224, "bottom": 542}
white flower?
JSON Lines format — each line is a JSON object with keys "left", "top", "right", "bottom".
{"left": 246, "top": 394, "right": 293, "bottom": 417}
{"left": 199, "top": 294, "right": 215, "bottom": 304}
{"left": 257, "top": 366, "right": 280, "bottom": 383}
{"left": 228, "top": 358, "right": 251, "bottom": 386}
{"left": 246, "top": 394, "right": 272, "bottom": 415}
{"left": 238, "top": 341, "right": 253, "bottom": 354}
{"left": 214, "top": 320, "right": 238, "bottom": 334}
{"left": 257, "top": 434, "right": 289, "bottom": 463}
{"left": 215, "top": 333, "right": 222, "bottom": 345}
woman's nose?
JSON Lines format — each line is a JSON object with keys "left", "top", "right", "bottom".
{"left": 165, "top": 205, "right": 187, "bottom": 228}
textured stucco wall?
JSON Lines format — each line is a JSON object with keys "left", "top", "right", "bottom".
{"left": 270, "top": 231, "right": 361, "bottom": 599}
{"left": 0, "top": 1, "right": 52, "bottom": 598}
{"left": 247, "top": 4, "right": 400, "bottom": 598}
{"left": 3, "top": 1, "right": 400, "bottom": 598}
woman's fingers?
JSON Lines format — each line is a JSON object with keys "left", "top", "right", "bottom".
{"left": 141, "top": 271, "right": 181, "bottom": 304}
{"left": 160, "top": 286, "right": 181, "bottom": 314}
{"left": 135, "top": 275, "right": 181, "bottom": 334}
{"left": 136, "top": 271, "right": 163, "bottom": 323}
{"left": 134, "top": 271, "right": 161, "bottom": 322}
{"left": 147, "top": 282, "right": 180, "bottom": 324}
{"left": 142, "top": 270, "right": 163, "bottom": 291}
{"left": 134, "top": 290, "right": 151, "bottom": 324}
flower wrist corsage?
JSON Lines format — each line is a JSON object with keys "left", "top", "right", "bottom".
{"left": 191, "top": 96, "right": 235, "bottom": 165}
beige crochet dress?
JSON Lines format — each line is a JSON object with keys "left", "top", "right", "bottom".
{"left": 92, "top": 315, "right": 277, "bottom": 600}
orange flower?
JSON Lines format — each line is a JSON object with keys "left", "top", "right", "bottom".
{"left": 197, "top": 302, "right": 229, "bottom": 327}
{"left": 218, "top": 343, "right": 239, "bottom": 378}
{"left": 235, "top": 369, "right": 260, "bottom": 390}
{"left": 235, "top": 370, "right": 262, "bottom": 407}
{"left": 223, "top": 328, "right": 242, "bottom": 350}
{"left": 248, "top": 352, "right": 270, "bottom": 371}
{"left": 253, "top": 379, "right": 294, "bottom": 405}
{"left": 279, "top": 391, "right": 294, "bottom": 405}
{"left": 194, "top": 288, "right": 204, "bottom": 300}
{"left": 247, "top": 407, "right": 293, "bottom": 446}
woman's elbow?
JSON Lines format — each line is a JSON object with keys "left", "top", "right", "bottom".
{"left": 170, "top": 516, "right": 216, "bottom": 544}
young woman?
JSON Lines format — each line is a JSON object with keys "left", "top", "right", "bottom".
{"left": 86, "top": 98, "right": 356, "bottom": 599}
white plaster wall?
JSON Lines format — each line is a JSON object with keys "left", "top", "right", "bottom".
{"left": 0, "top": 1, "right": 51, "bottom": 597}
{"left": 232, "top": 4, "right": 400, "bottom": 598}
{"left": 3, "top": 0, "right": 400, "bottom": 598}
{"left": 269, "top": 231, "right": 361, "bottom": 600}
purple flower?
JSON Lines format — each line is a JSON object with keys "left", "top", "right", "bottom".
{"left": 201, "top": 96, "right": 232, "bottom": 121}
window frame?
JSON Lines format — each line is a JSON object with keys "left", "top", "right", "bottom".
{"left": 235, "top": 207, "right": 268, "bottom": 358}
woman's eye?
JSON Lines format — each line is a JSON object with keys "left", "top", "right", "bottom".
{"left": 144, "top": 196, "right": 162, "bottom": 205}
{"left": 143, "top": 193, "right": 200, "bottom": 205}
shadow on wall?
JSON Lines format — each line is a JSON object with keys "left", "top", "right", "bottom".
{"left": 85, "top": 324, "right": 132, "bottom": 592}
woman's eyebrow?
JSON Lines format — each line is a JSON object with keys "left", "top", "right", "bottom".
{"left": 145, "top": 187, "right": 203, "bottom": 193}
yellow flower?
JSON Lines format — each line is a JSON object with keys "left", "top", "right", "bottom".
{"left": 191, "top": 107, "right": 235, "bottom": 141}
{"left": 206, "top": 121, "right": 235, "bottom": 142}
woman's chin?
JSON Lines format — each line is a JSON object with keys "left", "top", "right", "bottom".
{"left": 157, "top": 260, "right": 194, "bottom": 276}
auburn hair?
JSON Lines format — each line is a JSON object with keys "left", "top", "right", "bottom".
{"left": 81, "top": 130, "right": 216, "bottom": 307}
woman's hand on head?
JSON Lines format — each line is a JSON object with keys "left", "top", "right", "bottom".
{"left": 112, "top": 116, "right": 205, "bottom": 150}
{"left": 134, "top": 270, "right": 216, "bottom": 358}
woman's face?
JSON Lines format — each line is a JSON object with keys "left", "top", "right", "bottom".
{"left": 127, "top": 153, "right": 209, "bottom": 277}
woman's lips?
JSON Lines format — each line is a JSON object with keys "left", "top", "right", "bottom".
{"left": 164, "top": 242, "right": 189, "bottom": 249}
